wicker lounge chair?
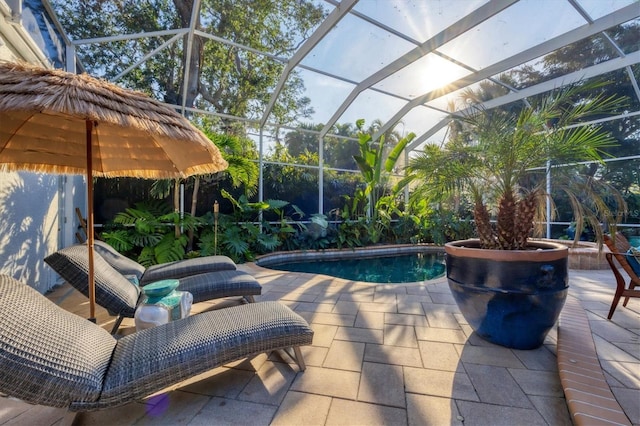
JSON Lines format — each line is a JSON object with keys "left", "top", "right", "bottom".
{"left": 603, "top": 233, "right": 640, "bottom": 319}
{"left": 45, "top": 244, "right": 262, "bottom": 333}
{"left": 92, "top": 240, "right": 237, "bottom": 285}
{"left": 0, "top": 275, "right": 312, "bottom": 423}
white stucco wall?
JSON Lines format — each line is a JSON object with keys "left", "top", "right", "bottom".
{"left": 0, "top": 171, "right": 86, "bottom": 292}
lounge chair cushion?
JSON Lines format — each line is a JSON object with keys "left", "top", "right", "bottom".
{"left": 169, "top": 270, "right": 262, "bottom": 303}
{"left": 140, "top": 255, "right": 237, "bottom": 285}
{"left": 92, "top": 240, "right": 237, "bottom": 285}
{"left": 44, "top": 245, "right": 140, "bottom": 318}
{"left": 90, "top": 301, "right": 314, "bottom": 410}
{"left": 0, "top": 275, "right": 313, "bottom": 413}
{"left": 625, "top": 247, "right": 640, "bottom": 275}
{"left": 0, "top": 275, "right": 116, "bottom": 408}
{"left": 45, "top": 245, "right": 262, "bottom": 331}
{"left": 93, "top": 240, "right": 146, "bottom": 280}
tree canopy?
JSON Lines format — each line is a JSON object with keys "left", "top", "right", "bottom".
{"left": 51, "top": 0, "right": 326, "bottom": 127}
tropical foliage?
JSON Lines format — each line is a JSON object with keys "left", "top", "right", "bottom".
{"left": 408, "top": 82, "right": 627, "bottom": 250}
{"left": 77, "top": 9, "right": 639, "bottom": 262}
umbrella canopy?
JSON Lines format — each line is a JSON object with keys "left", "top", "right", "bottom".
{"left": 0, "top": 61, "right": 228, "bottom": 320}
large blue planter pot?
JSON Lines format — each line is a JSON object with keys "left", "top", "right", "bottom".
{"left": 445, "top": 239, "right": 569, "bottom": 350}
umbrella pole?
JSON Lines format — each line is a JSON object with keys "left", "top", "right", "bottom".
{"left": 86, "top": 120, "right": 96, "bottom": 322}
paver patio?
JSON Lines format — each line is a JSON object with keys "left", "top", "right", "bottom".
{"left": 0, "top": 266, "right": 637, "bottom": 425}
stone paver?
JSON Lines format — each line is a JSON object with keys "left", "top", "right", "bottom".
{"left": 458, "top": 344, "right": 526, "bottom": 368}
{"left": 364, "top": 344, "right": 423, "bottom": 367}
{"left": 406, "top": 393, "right": 463, "bottom": 426}
{"left": 323, "top": 340, "right": 365, "bottom": 371}
{"left": 270, "top": 391, "right": 331, "bottom": 426}
{"left": 325, "top": 399, "right": 406, "bottom": 425}
{"left": 456, "top": 400, "right": 547, "bottom": 426}
{"left": 529, "top": 395, "right": 573, "bottom": 426}
{"left": 353, "top": 310, "right": 384, "bottom": 329}
{"left": 357, "top": 362, "right": 405, "bottom": 407}
{"left": 415, "top": 326, "right": 467, "bottom": 344}
{"left": 465, "top": 364, "right": 533, "bottom": 408}
{"left": 289, "top": 366, "right": 360, "bottom": 399}
{"left": 334, "top": 326, "right": 383, "bottom": 344}
{"left": 2, "top": 268, "right": 637, "bottom": 425}
{"left": 508, "top": 368, "right": 565, "bottom": 397}
{"left": 419, "top": 341, "right": 463, "bottom": 372}
{"left": 404, "top": 367, "right": 478, "bottom": 401}
{"left": 238, "top": 361, "right": 298, "bottom": 405}
{"left": 383, "top": 324, "right": 418, "bottom": 347}
{"left": 190, "top": 397, "right": 277, "bottom": 426}
{"left": 308, "top": 324, "right": 338, "bottom": 347}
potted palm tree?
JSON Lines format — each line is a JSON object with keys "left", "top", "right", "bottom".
{"left": 408, "top": 82, "right": 626, "bottom": 349}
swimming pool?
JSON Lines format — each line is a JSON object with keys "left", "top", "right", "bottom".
{"left": 257, "top": 246, "right": 446, "bottom": 283}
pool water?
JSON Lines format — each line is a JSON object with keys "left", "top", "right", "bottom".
{"left": 266, "top": 252, "right": 446, "bottom": 283}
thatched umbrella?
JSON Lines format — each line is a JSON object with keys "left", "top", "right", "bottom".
{"left": 0, "top": 61, "right": 228, "bottom": 321}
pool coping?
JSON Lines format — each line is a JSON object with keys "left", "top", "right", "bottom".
{"left": 256, "top": 240, "right": 608, "bottom": 270}
{"left": 557, "top": 296, "right": 632, "bottom": 425}
{"left": 255, "top": 244, "right": 444, "bottom": 266}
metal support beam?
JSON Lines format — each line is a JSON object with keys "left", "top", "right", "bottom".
{"left": 388, "top": 2, "right": 640, "bottom": 146}
{"left": 407, "top": 52, "right": 640, "bottom": 151}
{"left": 318, "top": 134, "right": 324, "bottom": 215}
{"left": 260, "top": 0, "right": 358, "bottom": 127}
{"left": 319, "top": 0, "right": 519, "bottom": 138}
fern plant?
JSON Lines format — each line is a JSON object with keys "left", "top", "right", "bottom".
{"left": 101, "top": 200, "right": 204, "bottom": 266}
{"left": 197, "top": 190, "right": 303, "bottom": 262}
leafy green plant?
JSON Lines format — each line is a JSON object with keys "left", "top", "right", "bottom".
{"left": 352, "top": 119, "right": 416, "bottom": 243}
{"left": 100, "top": 200, "right": 203, "bottom": 266}
{"left": 197, "top": 190, "right": 305, "bottom": 262}
{"left": 408, "top": 82, "right": 627, "bottom": 250}
{"left": 294, "top": 214, "right": 335, "bottom": 250}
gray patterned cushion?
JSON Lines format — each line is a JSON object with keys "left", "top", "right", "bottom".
{"left": 141, "top": 255, "right": 237, "bottom": 285}
{"left": 84, "top": 301, "right": 314, "bottom": 410}
{"left": 0, "top": 275, "right": 312, "bottom": 412}
{"left": 0, "top": 275, "right": 116, "bottom": 408}
{"left": 44, "top": 245, "right": 140, "bottom": 317}
{"left": 169, "top": 270, "right": 262, "bottom": 303}
{"left": 92, "top": 240, "right": 238, "bottom": 285}
{"left": 93, "top": 240, "right": 146, "bottom": 280}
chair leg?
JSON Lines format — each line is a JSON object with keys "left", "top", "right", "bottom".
{"left": 622, "top": 281, "right": 639, "bottom": 307}
{"left": 60, "top": 410, "right": 77, "bottom": 426}
{"left": 281, "top": 346, "right": 307, "bottom": 371}
{"left": 608, "top": 291, "right": 623, "bottom": 320}
{"left": 293, "top": 346, "right": 306, "bottom": 371}
{"left": 244, "top": 295, "right": 255, "bottom": 303}
{"left": 110, "top": 315, "right": 125, "bottom": 334}
{"left": 606, "top": 253, "right": 627, "bottom": 320}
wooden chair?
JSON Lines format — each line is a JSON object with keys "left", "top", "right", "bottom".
{"left": 603, "top": 233, "right": 640, "bottom": 319}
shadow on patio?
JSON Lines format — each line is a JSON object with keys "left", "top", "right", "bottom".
{"left": 0, "top": 267, "right": 637, "bottom": 425}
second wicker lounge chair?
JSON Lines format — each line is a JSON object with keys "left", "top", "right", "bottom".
{"left": 45, "top": 244, "right": 262, "bottom": 333}
{"left": 91, "top": 240, "right": 238, "bottom": 284}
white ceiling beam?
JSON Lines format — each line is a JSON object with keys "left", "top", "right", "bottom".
{"left": 195, "top": 29, "right": 287, "bottom": 63}
{"left": 260, "top": 0, "right": 358, "bottom": 127}
{"left": 407, "top": 52, "right": 640, "bottom": 151}
{"left": 72, "top": 28, "right": 187, "bottom": 45}
{"left": 113, "top": 33, "right": 182, "bottom": 81}
{"left": 391, "top": 2, "right": 640, "bottom": 145}
{"left": 319, "top": 0, "right": 520, "bottom": 138}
